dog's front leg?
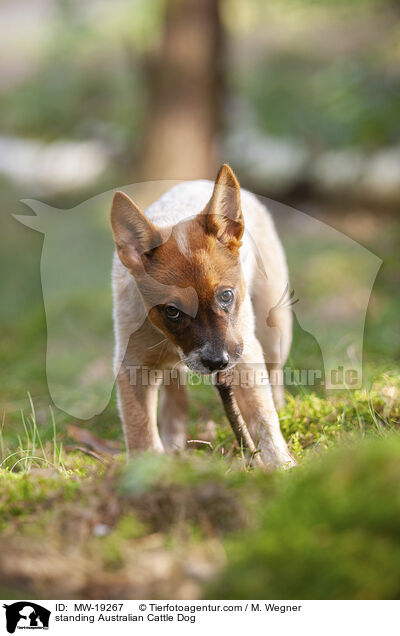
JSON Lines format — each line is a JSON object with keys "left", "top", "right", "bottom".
{"left": 116, "top": 364, "right": 164, "bottom": 456}
{"left": 234, "top": 336, "right": 296, "bottom": 470}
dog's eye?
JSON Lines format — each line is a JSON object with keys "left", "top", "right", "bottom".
{"left": 218, "top": 289, "right": 234, "bottom": 305}
{"left": 165, "top": 305, "right": 181, "bottom": 321}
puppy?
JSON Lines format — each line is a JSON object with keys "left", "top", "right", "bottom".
{"left": 111, "top": 164, "right": 295, "bottom": 470}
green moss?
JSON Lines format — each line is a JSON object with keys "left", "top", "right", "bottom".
{"left": 91, "top": 513, "right": 148, "bottom": 571}
{"left": 100, "top": 537, "right": 124, "bottom": 570}
{"left": 0, "top": 469, "right": 81, "bottom": 527}
{"left": 280, "top": 374, "right": 400, "bottom": 459}
{"left": 207, "top": 435, "right": 400, "bottom": 599}
{"left": 115, "top": 513, "right": 147, "bottom": 540}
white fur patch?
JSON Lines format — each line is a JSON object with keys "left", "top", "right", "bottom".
{"left": 174, "top": 223, "right": 191, "bottom": 259}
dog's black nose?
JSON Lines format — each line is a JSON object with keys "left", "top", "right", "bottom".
{"left": 201, "top": 350, "right": 229, "bottom": 372}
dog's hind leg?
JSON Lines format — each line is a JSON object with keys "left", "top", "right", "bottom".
{"left": 159, "top": 375, "right": 189, "bottom": 452}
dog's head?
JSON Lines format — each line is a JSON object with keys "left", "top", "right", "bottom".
{"left": 111, "top": 164, "right": 246, "bottom": 373}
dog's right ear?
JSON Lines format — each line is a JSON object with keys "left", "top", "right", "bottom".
{"left": 110, "top": 191, "right": 162, "bottom": 273}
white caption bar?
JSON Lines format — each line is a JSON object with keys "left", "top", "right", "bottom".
{"left": 1, "top": 600, "right": 397, "bottom": 635}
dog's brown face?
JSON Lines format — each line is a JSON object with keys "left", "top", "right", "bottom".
{"left": 111, "top": 164, "right": 245, "bottom": 373}
{"left": 143, "top": 216, "right": 245, "bottom": 373}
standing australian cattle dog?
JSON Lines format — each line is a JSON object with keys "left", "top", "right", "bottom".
{"left": 111, "top": 164, "right": 295, "bottom": 470}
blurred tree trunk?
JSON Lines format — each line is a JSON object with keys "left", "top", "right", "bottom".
{"left": 140, "top": 0, "right": 223, "bottom": 181}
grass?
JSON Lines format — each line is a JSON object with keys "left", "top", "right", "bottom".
{"left": 280, "top": 372, "right": 400, "bottom": 458}
{"left": 0, "top": 394, "right": 66, "bottom": 475}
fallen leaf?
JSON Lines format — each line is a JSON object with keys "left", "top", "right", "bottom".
{"left": 67, "top": 425, "right": 122, "bottom": 455}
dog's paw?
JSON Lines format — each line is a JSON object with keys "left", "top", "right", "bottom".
{"left": 256, "top": 441, "right": 297, "bottom": 472}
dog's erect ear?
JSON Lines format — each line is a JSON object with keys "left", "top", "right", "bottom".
{"left": 110, "top": 191, "right": 162, "bottom": 272}
{"left": 202, "top": 163, "right": 244, "bottom": 249}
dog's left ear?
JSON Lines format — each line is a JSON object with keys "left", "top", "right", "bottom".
{"left": 202, "top": 163, "right": 244, "bottom": 249}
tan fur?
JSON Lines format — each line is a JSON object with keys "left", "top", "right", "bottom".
{"left": 111, "top": 164, "right": 295, "bottom": 469}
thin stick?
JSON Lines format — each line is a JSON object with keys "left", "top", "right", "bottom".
{"left": 216, "top": 375, "right": 265, "bottom": 469}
